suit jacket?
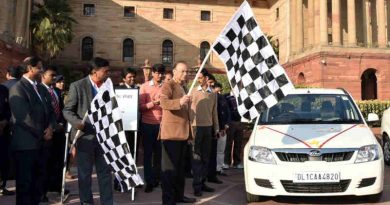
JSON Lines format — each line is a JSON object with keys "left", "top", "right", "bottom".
{"left": 0, "top": 84, "right": 10, "bottom": 122}
{"left": 159, "top": 80, "right": 191, "bottom": 141}
{"left": 8, "top": 77, "right": 56, "bottom": 150}
{"left": 2, "top": 79, "right": 18, "bottom": 90}
{"left": 63, "top": 76, "right": 98, "bottom": 153}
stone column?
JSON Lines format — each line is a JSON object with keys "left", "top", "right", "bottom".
{"left": 291, "top": 0, "right": 297, "bottom": 53}
{"left": 363, "top": 0, "right": 372, "bottom": 47}
{"left": 347, "top": 0, "right": 357, "bottom": 46}
{"left": 296, "top": 0, "right": 303, "bottom": 51}
{"left": 314, "top": 0, "right": 320, "bottom": 45}
{"left": 308, "top": 0, "right": 315, "bottom": 46}
{"left": 320, "top": 0, "right": 328, "bottom": 45}
{"left": 332, "top": 0, "right": 341, "bottom": 46}
{"left": 377, "top": 0, "right": 387, "bottom": 47}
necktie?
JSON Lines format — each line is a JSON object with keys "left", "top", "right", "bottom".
{"left": 49, "top": 87, "right": 61, "bottom": 120}
{"left": 32, "top": 84, "right": 42, "bottom": 101}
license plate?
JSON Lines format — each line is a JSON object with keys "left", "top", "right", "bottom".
{"left": 293, "top": 171, "right": 341, "bottom": 183}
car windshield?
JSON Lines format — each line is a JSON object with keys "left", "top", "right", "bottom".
{"left": 259, "top": 94, "right": 363, "bottom": 125}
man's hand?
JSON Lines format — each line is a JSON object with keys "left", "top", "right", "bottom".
{"left": 75, "top": 123, "right": 85, "bottom": 131}
{"left": 43, "top": 127, "right": 53, "bottom": 141}
{"left": 179, "top": 95, "right": 191, "bottom": 106}
{"left": 71, "top": 146, "right": 77, "bottom": 158}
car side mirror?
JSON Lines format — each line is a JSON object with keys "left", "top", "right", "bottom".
{"left": 367, "top": 113, "right": 379, "bottom": 122}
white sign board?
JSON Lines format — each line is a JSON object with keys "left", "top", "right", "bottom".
{"left": 115, "top": 88, "right": 139, "bottom": 131}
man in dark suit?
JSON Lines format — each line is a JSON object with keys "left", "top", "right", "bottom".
{"left": 63, "top": 57, "right": 113, "bottom": 205}
{"left": 9, "top": 56, "right": 56, "bottom": 205}
{"left": 40, "top": 66, "right": 69, "bottom": 201}
{"left": 114, "top": 67, "right": 139, "bottom": 191}
{"left": 0, "top": 84, "right": 13, "bottom": 196}
{"left": 2, "top": 65, "right": 23, "bottom": 89}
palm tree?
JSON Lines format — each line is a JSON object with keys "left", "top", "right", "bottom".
{"left": 30, "top": 0, "right": 77, "bottom": 62}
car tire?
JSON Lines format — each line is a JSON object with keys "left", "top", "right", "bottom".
{"left": 246, "top": 192, "right": 261, "bottom": 203}
{"left": 382, "top": 134, "right": 390, "bottom": 166}
{"left": 363, "top": 191, "right": 383, "bottom": 203}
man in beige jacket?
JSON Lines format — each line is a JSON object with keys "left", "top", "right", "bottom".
{"left": 160, "top": 61, "right": 196, "bottom": 205}
{"left": 190, "top": 69, "right": 219, "bottom": 197}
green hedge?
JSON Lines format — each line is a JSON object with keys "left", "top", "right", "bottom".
{"left": 356, "top": 100, "right": 390, "bottom": 126}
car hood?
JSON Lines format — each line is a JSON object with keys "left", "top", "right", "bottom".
{"left": 253, "top": 124, "right": 376, "bottom": 149}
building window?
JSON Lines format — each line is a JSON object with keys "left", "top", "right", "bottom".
{"left": 276, "top": 8, "right": 279, "bottom": 20}
{"left": 162, "top": 40, "right": 173, "bottom": 65}
{"left": 83, "top": 4, "right": 95, "bottom": 16}
{"left": 163, "top": 8, "right": 174, "bottom": 19}
{"left": 201, "top": 10, "right": 211, "bottom": 21}
{"left": 124, "top": 6, "right": 135, "bottom": 18}
{"left": 81, "top": 37, "right": 93, "bottom": 61}
{"left": 200, "top": 41, "right": 210, "bottom": 63}
{"left": 123, "top": 38, "right": 134, "bottom": 63}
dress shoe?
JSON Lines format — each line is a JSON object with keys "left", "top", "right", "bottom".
{"left": 153, "top": 182, "right": 160, "bottom": 188}
{"left": 144, "top": 184, "right": 153, "bottom": 193}
{"left": 217, "top": 171, "right": 228, "bottom": 176}
{"left": 0, "top": 188, "right": 15, "bottom": 196}
{"left": 208, "top": 176, "right": 223, "bottom": 184}
{"left": 40, "top": 195, "right": 49, "bottom": 203}
{"left": 194, "top": 190, "right": 202, "bottom": 197}
{"left": 201, "top": 184, "right": 215, "bottom": 192}
{"left": 177, "top": 196, "right": 196, "bottom": 203}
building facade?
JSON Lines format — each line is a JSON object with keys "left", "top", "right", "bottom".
{"left": 0, "top": 0, "right": 389, "bottom": 100}
{"left": 0, "top": 0, "right": 32, "bottom": 80}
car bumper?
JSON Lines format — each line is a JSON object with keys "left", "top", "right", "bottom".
{"left": 244, "top": 158, "right": 384, "bottom": 197}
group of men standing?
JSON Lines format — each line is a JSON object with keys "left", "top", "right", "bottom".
{"left": 0, "top": 56, "right": 244, "bottom": 205}
{"left": 0, "top": 56, "right": 70, "bottom": 205}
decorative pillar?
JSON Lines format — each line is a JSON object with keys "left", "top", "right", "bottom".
{"left": 332, "top": 0, "right": 341, "bottom": 46}
{"left": 347, "top": 0, "right": 357, "bottom": 46}
{"left": 296, "top": 0, "right": 304, "bottom": 51}
{"left": 377, "top": 0, "right": 387, "bottom": 47}
{"left": 320, "top": 0, "right": 328, "bottom": 45}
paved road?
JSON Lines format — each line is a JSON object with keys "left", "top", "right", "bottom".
{"left": 0, "top": 165, "right": 389, "bottom": 205}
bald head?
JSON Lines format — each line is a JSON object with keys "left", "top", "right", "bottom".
{"left": 173, "top": 61, "right": 188, "bottom": 83}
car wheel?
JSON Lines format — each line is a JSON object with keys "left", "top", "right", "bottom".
{"left": 382, "top": 134, "right": 390, "bottom": 166}
{"left": 246, "top": 192, "right": 261, "bottom": 203}
{"left": 363, "top": 191, "right": 383, "bottom": 203}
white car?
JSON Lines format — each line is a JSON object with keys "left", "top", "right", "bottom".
{"left": 244, "top": 88, "right": 384, "bottom": 203}
{"left": 381, "top": 107, "right": 390, "bottom": 165}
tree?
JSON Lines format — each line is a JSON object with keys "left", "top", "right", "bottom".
{"left": 265, "top": 34, "right": 279, "bottom": 59}
{"left": 30, "top": 0, "right": 77, "bottom": 62}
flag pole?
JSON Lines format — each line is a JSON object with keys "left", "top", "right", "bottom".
{"left": 187, "top": 48, "right": 213, "bottom": 95}
{"left": 69, "top": 112, "right": 88, "bottom": 151}
{"left": 251, "top": 116, "right": 260, "bottom": 144}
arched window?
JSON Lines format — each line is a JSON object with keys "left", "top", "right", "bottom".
{"left": 162, "top": 40, "right": 173, "bottom": 65}
{"left": 123, "top": 38, "right": 134, "bottom": 63}
{"left": 81, "top": 37, "right": 93, "bottom": 61}
{"left": 361, "top": 69, "right": 377, "bottom": 100}
{"left": 298, "top": 72, "right": 305, "bottom": 85}
{"left": 200, "top": 41, "right": 210, "bottom": 63}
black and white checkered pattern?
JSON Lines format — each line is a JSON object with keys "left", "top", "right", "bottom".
{"left": 88, "top": 78, "right": 143, "bottom": 192}
{"left": 212, "top": 1, "right": 294, "bottom": 120}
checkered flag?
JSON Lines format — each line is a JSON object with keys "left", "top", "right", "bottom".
{"left": 88, "top": 78, "right": 143, "bottom": 192}
{"left": 212, "top": 1, "right": 294, "bottom": 120}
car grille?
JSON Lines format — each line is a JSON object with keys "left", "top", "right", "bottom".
{"left": 281, "top": 180, "right": 351, "bottom": 193}
{"left": 275, "top": 151, "right": 354, "bottom": 162}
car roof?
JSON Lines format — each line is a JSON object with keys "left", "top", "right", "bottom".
{"left": 289, "top": 88, "right": 347, "bottom": 95}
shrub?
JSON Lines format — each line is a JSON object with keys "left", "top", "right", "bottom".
{"left": 356, "top": 100, "right": 390, "bottom": 127}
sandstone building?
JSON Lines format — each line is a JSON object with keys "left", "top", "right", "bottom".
{"left": 0, "top": 0, "right": 389, "bottom": 100}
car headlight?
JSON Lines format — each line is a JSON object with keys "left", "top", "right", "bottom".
{"left": 248, "top": 146, "right": 276, "bottom": 164}
{"left": 355, "top": 144, "right": 379, "bottom": 163}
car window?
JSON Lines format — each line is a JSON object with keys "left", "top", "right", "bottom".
{"left": 259, "top": 94, "right": 363, "bottom": 124}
